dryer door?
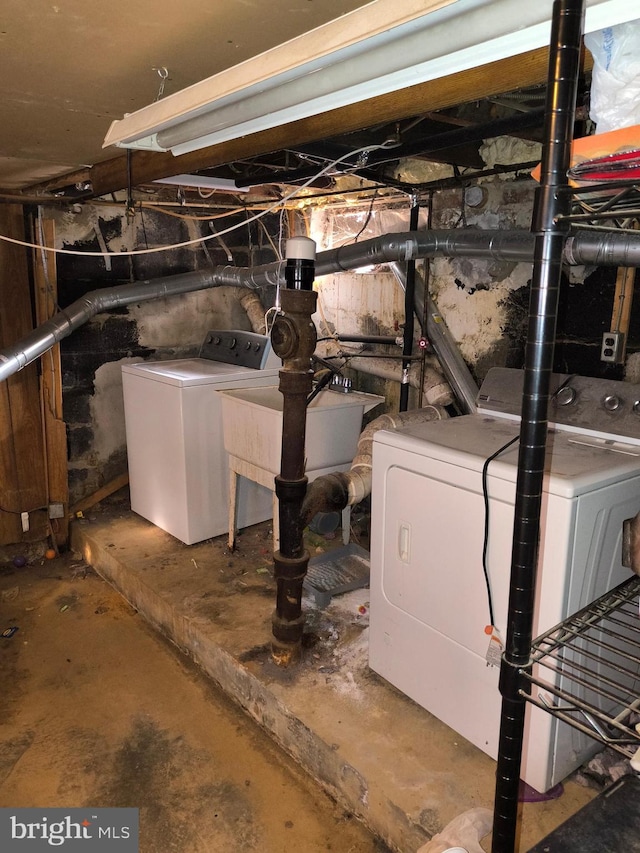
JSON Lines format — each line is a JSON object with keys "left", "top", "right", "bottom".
{"left": 380, "top": 463, "right": 516, "bottom": 655}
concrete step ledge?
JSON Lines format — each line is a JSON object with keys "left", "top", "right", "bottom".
{"left": 71, "top": 509, "right": 592, "bottom": 852}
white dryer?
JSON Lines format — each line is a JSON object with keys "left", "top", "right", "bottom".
{"left": 122, "top": 330, "right": 280, "bottom": 545}
{"left": 369, "top": 368, "right": 640, "bottom": 793}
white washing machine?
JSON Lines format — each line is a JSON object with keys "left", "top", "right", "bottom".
{"left": 122, "top": 330, "right": 280, "bottom": 545}
{"left": 369, "top": 368, "right": 640, "bottom": 793}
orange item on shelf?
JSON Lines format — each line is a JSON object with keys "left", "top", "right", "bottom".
{"left": 531, "top": 124, "right": 640, "bottom": 184}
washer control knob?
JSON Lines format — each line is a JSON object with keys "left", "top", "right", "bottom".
{"left": 633, "top": 400, "right": 640, "bottom": 416}
{"left": 213, "top": 336, "right": 221, "bottom": 345}
{"left": 555, "top": 385, "right": 576, "bottom": 406}
{"left": 603, "top": 394, "right": 622, "bottom": 412}
{"left": 228, "top": 337, "right": 237, "bottom": 349}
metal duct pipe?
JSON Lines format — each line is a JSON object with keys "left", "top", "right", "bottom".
{"left": 3, "top": 227, "right": 640, "bottom": 383}
{"left": 0, "top": 261, "right": 282, "bottom": 383}
{"left": 301, "top": 406, "right": 448, "bottom": 524}
{"left": 390, "top": 262, "right": 479, "bottom": 414}
{"left": 317, "top": 227, "right": 640, "bottom": 270}
{"left": 492, "top": 2, "right": 584, "bottom": 851}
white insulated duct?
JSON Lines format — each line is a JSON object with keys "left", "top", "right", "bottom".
{"left": 301, "top": 405, "right": 448, "bottom": 523}
{"left": 335, "top": 355, "right": 454, "bottom": 407}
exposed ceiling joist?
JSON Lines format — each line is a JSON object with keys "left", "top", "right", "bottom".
{"left": 29, "top": 45, "right": 565, "bottom": 200}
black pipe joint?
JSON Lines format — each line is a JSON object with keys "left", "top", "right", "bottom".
{"left": 285, "top": 258, "right": 315, "bottom": 291}
{"left": 275, "top": 475, "right": 308, "bottom": 504}
{"left": 271, "top": 290, "right": 317, "bottom": 365}
{"left": 273, "top": 550, "right": 309, "bottom": 581}
{"left": 272, "top": 610, "right": 306, "bottom": 646}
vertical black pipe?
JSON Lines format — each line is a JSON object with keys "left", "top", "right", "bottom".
{"left": 491, "top": 2, "right": 584, "bottom": 851}
{"left": 399, "top": 199, "right": 420, "bottom": 411}
{"left": 270, "top": 236, "right": 318, "bottom": 666}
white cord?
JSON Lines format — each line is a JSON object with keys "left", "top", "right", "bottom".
{"left": 264, "top": 305, "right": 281, "bottom": 335}
{"left": 0, "top": 144, "right": 389, "bottom": 259}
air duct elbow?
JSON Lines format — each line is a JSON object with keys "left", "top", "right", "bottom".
{"left": 301, "top": 472, "right": 351, "bottom": 526}
{"left": 302, "top": 405, "right": 447, "bottom": 525}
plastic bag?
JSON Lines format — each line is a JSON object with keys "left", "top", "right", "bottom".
{"left": 416, "top": 807, "right": 493, "bottom": 853}
{"left": 585, "top": 20, "right": 640, "bottom": 134}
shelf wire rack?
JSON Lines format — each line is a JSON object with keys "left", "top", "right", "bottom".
{"left": 557, "top": 178, "right": 640, "bottom": 229}
{"left": 521, "top": 574, "right": 640, "bottom": 760}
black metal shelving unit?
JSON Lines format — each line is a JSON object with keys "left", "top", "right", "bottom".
{"left": 523, "top": 575, "right": 640, "bottom": 760}
{"left": 561, "top": 180, "right": 640, "bottom": 229}
{"left": 491, "top": 1, "right": 640, "bottom": 850}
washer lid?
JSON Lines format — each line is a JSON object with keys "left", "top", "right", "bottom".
{"left": 121, "top": 358, "right": 280, "bottom": 387}
{"left": 374, "top": 415, "right": 640, "bottom": 498}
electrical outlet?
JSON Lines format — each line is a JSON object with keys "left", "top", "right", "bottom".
{"left": 48, "top": 502, "right": 65, "bottom": 519}
{"left": 601, "top": 331, "right": 624, "bottom": 363}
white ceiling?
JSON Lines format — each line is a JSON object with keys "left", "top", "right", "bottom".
{"left": 0, "top": 0, "right": 372, "bottom": 190}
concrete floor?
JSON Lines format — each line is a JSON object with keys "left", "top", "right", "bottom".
{"left": 5, "top": 489, "right": 601, "bottom": 852}
{"left": 0, "top": 545, "right": 383, "bottom": 852}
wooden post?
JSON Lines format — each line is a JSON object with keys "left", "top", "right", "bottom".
{"left": 33, "top": 217, "right": 69, "bottom": 547}
{"left": 610, "top": 264, "right": 637, "bottom": 364}
{"left": 0, "top": 205, "right": 48, "bottom": 544}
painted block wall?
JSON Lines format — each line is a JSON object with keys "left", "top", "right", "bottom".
{"left": 53, "top": 205, "right": 281, "bottom": 503}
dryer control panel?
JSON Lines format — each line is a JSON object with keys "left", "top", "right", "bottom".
{"left": 477, "top": 368, "right": 640, "bottom": 445}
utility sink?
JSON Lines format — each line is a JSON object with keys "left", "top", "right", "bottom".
{"left": 220, "top": 386, "right": 384, "bottom": 476}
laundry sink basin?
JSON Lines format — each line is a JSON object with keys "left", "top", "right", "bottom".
{"left": 220, "top": 385, "right": 384, "bottom": 476}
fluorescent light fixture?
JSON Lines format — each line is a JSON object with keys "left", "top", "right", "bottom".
{"left": 153, "top": 175, "right": 250, "bottom": 192}
{"left": 104, "top": 0, "right": 636, "bottom": 157}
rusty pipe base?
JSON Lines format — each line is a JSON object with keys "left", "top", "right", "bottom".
{"left": 270, "top": 619, "right": 306, "bottom": 667}
{"left": 271, "top": 544, "right": 309, "bottom": 666}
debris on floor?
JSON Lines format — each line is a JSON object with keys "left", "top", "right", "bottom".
{"left": 416, "top": 807, "right": 493, "bottom": 853}
{"left": 574, "top": 746, "right": 637, "bottom": 789}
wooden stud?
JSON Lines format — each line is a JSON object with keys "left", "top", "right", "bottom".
{"left": 0, "top": 205, "right": 48, "bottom": 545}
{"left": 610, "top": 264, "right": 637, "bottom": 364}
{"left": 69, "top": 472, "right": 129, "bottom": 517}
{"left": 33, "top": 217, "right": 70, "bottom": 546}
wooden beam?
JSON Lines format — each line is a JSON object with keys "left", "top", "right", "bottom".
{"left": 33, "top": 217, "right": 70, "bottom": 547}
{"left": 0, "top": 205, "right": 48, "bottom": 545}
{"left": 610, "top": 265, "right": 637, "bottom": 364}
{"left": 29, "top": 47, "right": 559, "bottom": 200}
{"left": 69, "top": 472, "right": 129, "bottom": 517}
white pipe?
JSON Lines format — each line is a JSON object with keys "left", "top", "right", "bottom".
{"left": 346, "top": 406, "right": 449, "bottom": 504}
{"left": 301, "top": 405, "right": 448, "bottom": 521}
{"left": 342, "top": 356, "right": 454, "bottom": 406}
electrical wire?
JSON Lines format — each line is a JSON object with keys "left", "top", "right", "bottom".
{"left": 0, "top": 143, "right": 393, "bottom": 259}
{"left": 481, "top": 434, "right": 520, "bottom": 628}
{"left": 257, "top": 217, "right": 280, "bottom": 259}
{"left": 138, "top": 203, "right": 247, "bottom": 221}
{"left": 350, "top": 189, "right": 379, "bottom": 243}
{"left": 263, "top": 305, "right": 280, "bottom": 335}
{"left": 277, "top": 206, "right": 287, "bottom": 260}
